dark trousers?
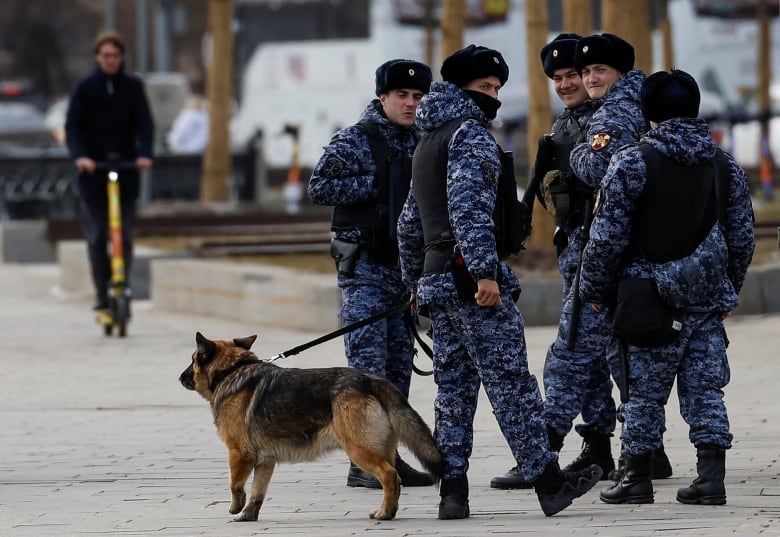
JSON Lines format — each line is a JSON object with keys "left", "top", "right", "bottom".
{"left": 79, "top": 192, "right": 136, "bottom": 301}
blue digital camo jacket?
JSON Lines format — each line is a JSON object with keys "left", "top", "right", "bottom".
{"left": 397, "top": 81, "right": 521, "bottom": 305}
{"left": 579, "top": 117, "right": 755, "bottom": 312}
{"left": 569, "top": 69, "right": 647, "bottom": 189}
{"left": 309, "top": 98, "right": 418, "bottom": 245}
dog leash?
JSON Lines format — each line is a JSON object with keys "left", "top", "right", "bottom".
{"left": 265, "top": 297, "right": 411, "bottom": 362}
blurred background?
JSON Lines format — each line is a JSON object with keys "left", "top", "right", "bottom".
{"left": 0, "top": 0, "right": 778, "bottom": 269}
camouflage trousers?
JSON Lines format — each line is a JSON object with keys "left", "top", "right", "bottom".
{"left": 340, "top": 280, "right": 414, "bottom": 398}
{"left": 542, "top": 228, "right": 616, "bottom": 439}
{"left": 429, "top": 295, "right": 557, "bottom": 481}
{"left": 617, "top": 311, "right": 733, "bottom": 454}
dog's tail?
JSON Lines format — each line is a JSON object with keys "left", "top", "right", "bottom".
{"left": 375, "top": 381, "right": 445, "bottom": 481}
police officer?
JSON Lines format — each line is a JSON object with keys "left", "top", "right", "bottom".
{"left": 566, "top": 33, "right": 673, "bottom": 480}
{"left": 579, "top": 69, "right": 755, "bottom": 505}
{"left": 308, "top": 59, "right": 434, "bottom": 489}
{"left": 491, "top": 33, "right": 616, "bottom": 490}
{"left": 397, "top": 44, "right": 601, "bottom": 520}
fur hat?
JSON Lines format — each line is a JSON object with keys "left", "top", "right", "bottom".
{"left": 440, "top": 44, "right": 509, "bottom": 87}
{"left": 641, "top": 69, "right": 701, "bottom": 123}
{"left": 374, "top": 59, "right": 432, "bottom": 96}
{"left": 573, "top": 33, "right": 635, "bottom": 74}
{"left": 540, "top": 33, "right": 582, "bottom": 79}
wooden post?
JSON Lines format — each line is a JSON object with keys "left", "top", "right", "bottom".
{"left": 201, "top": 0, "right": 233, "bottom": 203}
{"left": 659, "top": 0, "right": 674, "bottom": 70}
{"left": 757, "top": 0, "right": 774, "bottom": 200}
{"left": 525, "top": 0, "right": 553, "bottom": 251}
{"left": 602, "top": 0, "right": 652, "bottom": 74}
{"left": 562, "top": 0, "right": 593, "bottom": 35}
{"left": 440, "top": 0, "right": 464, "bottom": 60}
{"left": 601, "top": 0, "right": 622, "bottom": 34}
{"left": 423, "top": 0, "right": 436, "bottom": 70}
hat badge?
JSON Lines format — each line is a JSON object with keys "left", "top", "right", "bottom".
{"left": 583, "top": 45, "right": 589, "bottom": 54}
{"left": 408, "top": 68, "right": 415, "bottom": 76}
{"left": 493, "top": 56, "right": 499, "bottom": 64}
{"left": 553, "top": 49, "right": 558, "bottom": 57}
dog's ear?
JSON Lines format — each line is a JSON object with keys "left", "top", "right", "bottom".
{"left": 233, "top": 335, "right": 258, "bottom": 350}
{"left": 195, "top": 332, "right": 217, "bottom": 361}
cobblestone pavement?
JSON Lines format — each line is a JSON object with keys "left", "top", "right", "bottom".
{"left": 1, "top": 263, "right": 779, "bottom": 536}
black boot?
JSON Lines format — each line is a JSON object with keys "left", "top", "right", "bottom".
{"left": 396, "top": 453, "right": 434, "bottom": 486}
{"left": 490, "top": 427, "right": 564, "bottom": 490}
{"left": 600, "top": 451, "right": 654, "bottom": 504}
{"left": 346, "top": 461, "right": 381, "bottom": 489}
{"left": 676, "top": 447, "right": 726, "bottom": 505}
{"left": 610, "top": 445, "right": 672, "bottom": 480}
{"left": 652, "top": 445, "right": 673, "bottom": 479}
{"left": 533, "top": 460, "right": 602, "bottom": 516}
{"left": 562, "top": 433, "right": 615, "bottom": 481}
{"left": 438, "top": 476, "right": 469, "bottom": 519}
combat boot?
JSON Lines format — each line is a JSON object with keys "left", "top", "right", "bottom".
{"left": 395, "top": 453, "right": 434, "bottom": 486}
{"left": 346, "top": 461, "right": 381, "bottom": 489}
{"left": 676, "top": 447, "right": 726, "bottom": 505}
{"left": 490, "top": 427, "right": 564, "bottom": 490}
{"left": 532, "top": 460, "right": 602, "bottom": 516}
{"left": 438, "top": 476, "right": 469, "bottom": 519}
{"left": 651, "top": 445, "right": 673, "bottom": 479}
{"left": 562, "top": 433, "right": 615, "bottom": 481}
{"left": 610, "top": 444, "right": 672, "bottom": 480}
{"left": 600, "top": 451, "right": 654, "bottom": 504}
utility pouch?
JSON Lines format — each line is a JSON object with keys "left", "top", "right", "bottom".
{"left": 612, "top": 277, "right": 684, "bottom": 348}
{"left": 445, "top": 250, "right": 477, "bottom": 302}
{"left": 330, "top": 238, "right": 361, "bottom": 277}
{"left": 541, "top": 169, "right": 572, "bottom": 224}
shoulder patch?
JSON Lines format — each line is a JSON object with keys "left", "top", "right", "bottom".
{"left": 320, "top": 155, "right": 346, "bottom": 178}
{"left": 480, "top": 160, "right": 499, "bottom": 185}
{"left": 591, "top": 132, "right": 611, "bottom": 151}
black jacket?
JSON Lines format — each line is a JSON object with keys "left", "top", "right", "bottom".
{"left": 65, "top": 64, "right": 154, "bottom": 200}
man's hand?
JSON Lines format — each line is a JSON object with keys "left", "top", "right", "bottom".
{"left": 136, "top": 157, "right": 153, "bottom": 170}
{"left": 475, "top": 278, "right": 502, "bottom": 307}
{"left": 75, "top": 157, "right": 96, "bottom": 174}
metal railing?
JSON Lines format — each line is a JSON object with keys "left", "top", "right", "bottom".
{"left": 0, "top": 150, "right": 256, "bottom": 220}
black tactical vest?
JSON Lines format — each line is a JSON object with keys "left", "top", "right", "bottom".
{"left": 331, "top": 121, "right": 414, "bottom": 265}
{"left": 412, "top": 118, "right": 464, "bottom": 275}
{"left": 549, "top": 106, "right": 597, "bottom": 228}
{"left": 631, "top": 144, "right": 728, "bottom": 263}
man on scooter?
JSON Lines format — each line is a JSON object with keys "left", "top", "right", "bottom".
{"left": 65, "top": 31, "right": 154, "bottom": 311}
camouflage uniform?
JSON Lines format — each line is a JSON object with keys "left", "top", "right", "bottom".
{"left": 398, "top": 81, "right": 556, "bottom": 481}
{"left": 543, "top": 100, "right": 616, "bottom": 442}
{"left": 579, "top": 117, "right": 755, "bottom": 455}
{"left": 309, "top": 101, "right": 416, "bottom": 397}
{"left": 543, "top": 69, "right": 647, "bottom": 438}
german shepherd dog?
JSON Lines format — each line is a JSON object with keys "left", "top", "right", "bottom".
{"left": 179, "top": 332, "right": 444, "bottom": 522}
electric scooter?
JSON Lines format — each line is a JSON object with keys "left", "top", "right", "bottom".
{"left": 94, "top": 156, "right": 135, "bottom": 337}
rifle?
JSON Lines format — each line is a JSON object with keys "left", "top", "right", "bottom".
{"left": 565, "top": 197, "right": 594, "bottom": 351}
{"left": 515, "top": 135, "right": 556, "bottom": 244}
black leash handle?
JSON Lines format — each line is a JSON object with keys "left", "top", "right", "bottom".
{"left": 267, "top": 298, "right": 413, "bottom": 362}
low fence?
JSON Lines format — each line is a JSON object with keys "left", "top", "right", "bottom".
{"left": 0, "top": 150, "right": 258, "bottom": 220}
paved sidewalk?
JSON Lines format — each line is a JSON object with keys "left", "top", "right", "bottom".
{"left": 1, "top": 262, "right": 779, "bottom": 536}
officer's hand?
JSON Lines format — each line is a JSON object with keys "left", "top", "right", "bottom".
{"left": 536, "top": 134, "right": 554, "bottom": 162}
{"left": 136, "top": 157, "right": 153, "bottom": 170}
{"left": 75, "top": 157, "right": 96, "bottom": 174}
{"left": 475, "top": 279, "right": 502, "bottom": 307}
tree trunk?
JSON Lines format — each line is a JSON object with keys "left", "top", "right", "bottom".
{"left": 201, "top": 0, "right": 233, "bottom": 203}
{"left": 440, "top": 0, "right": 464, "bottom": 60}
{"left": 525, "top": 0, "right": 553, "bottom": 251}
{"left": 562, "top": 0, "right": 593, "bottom": 36}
